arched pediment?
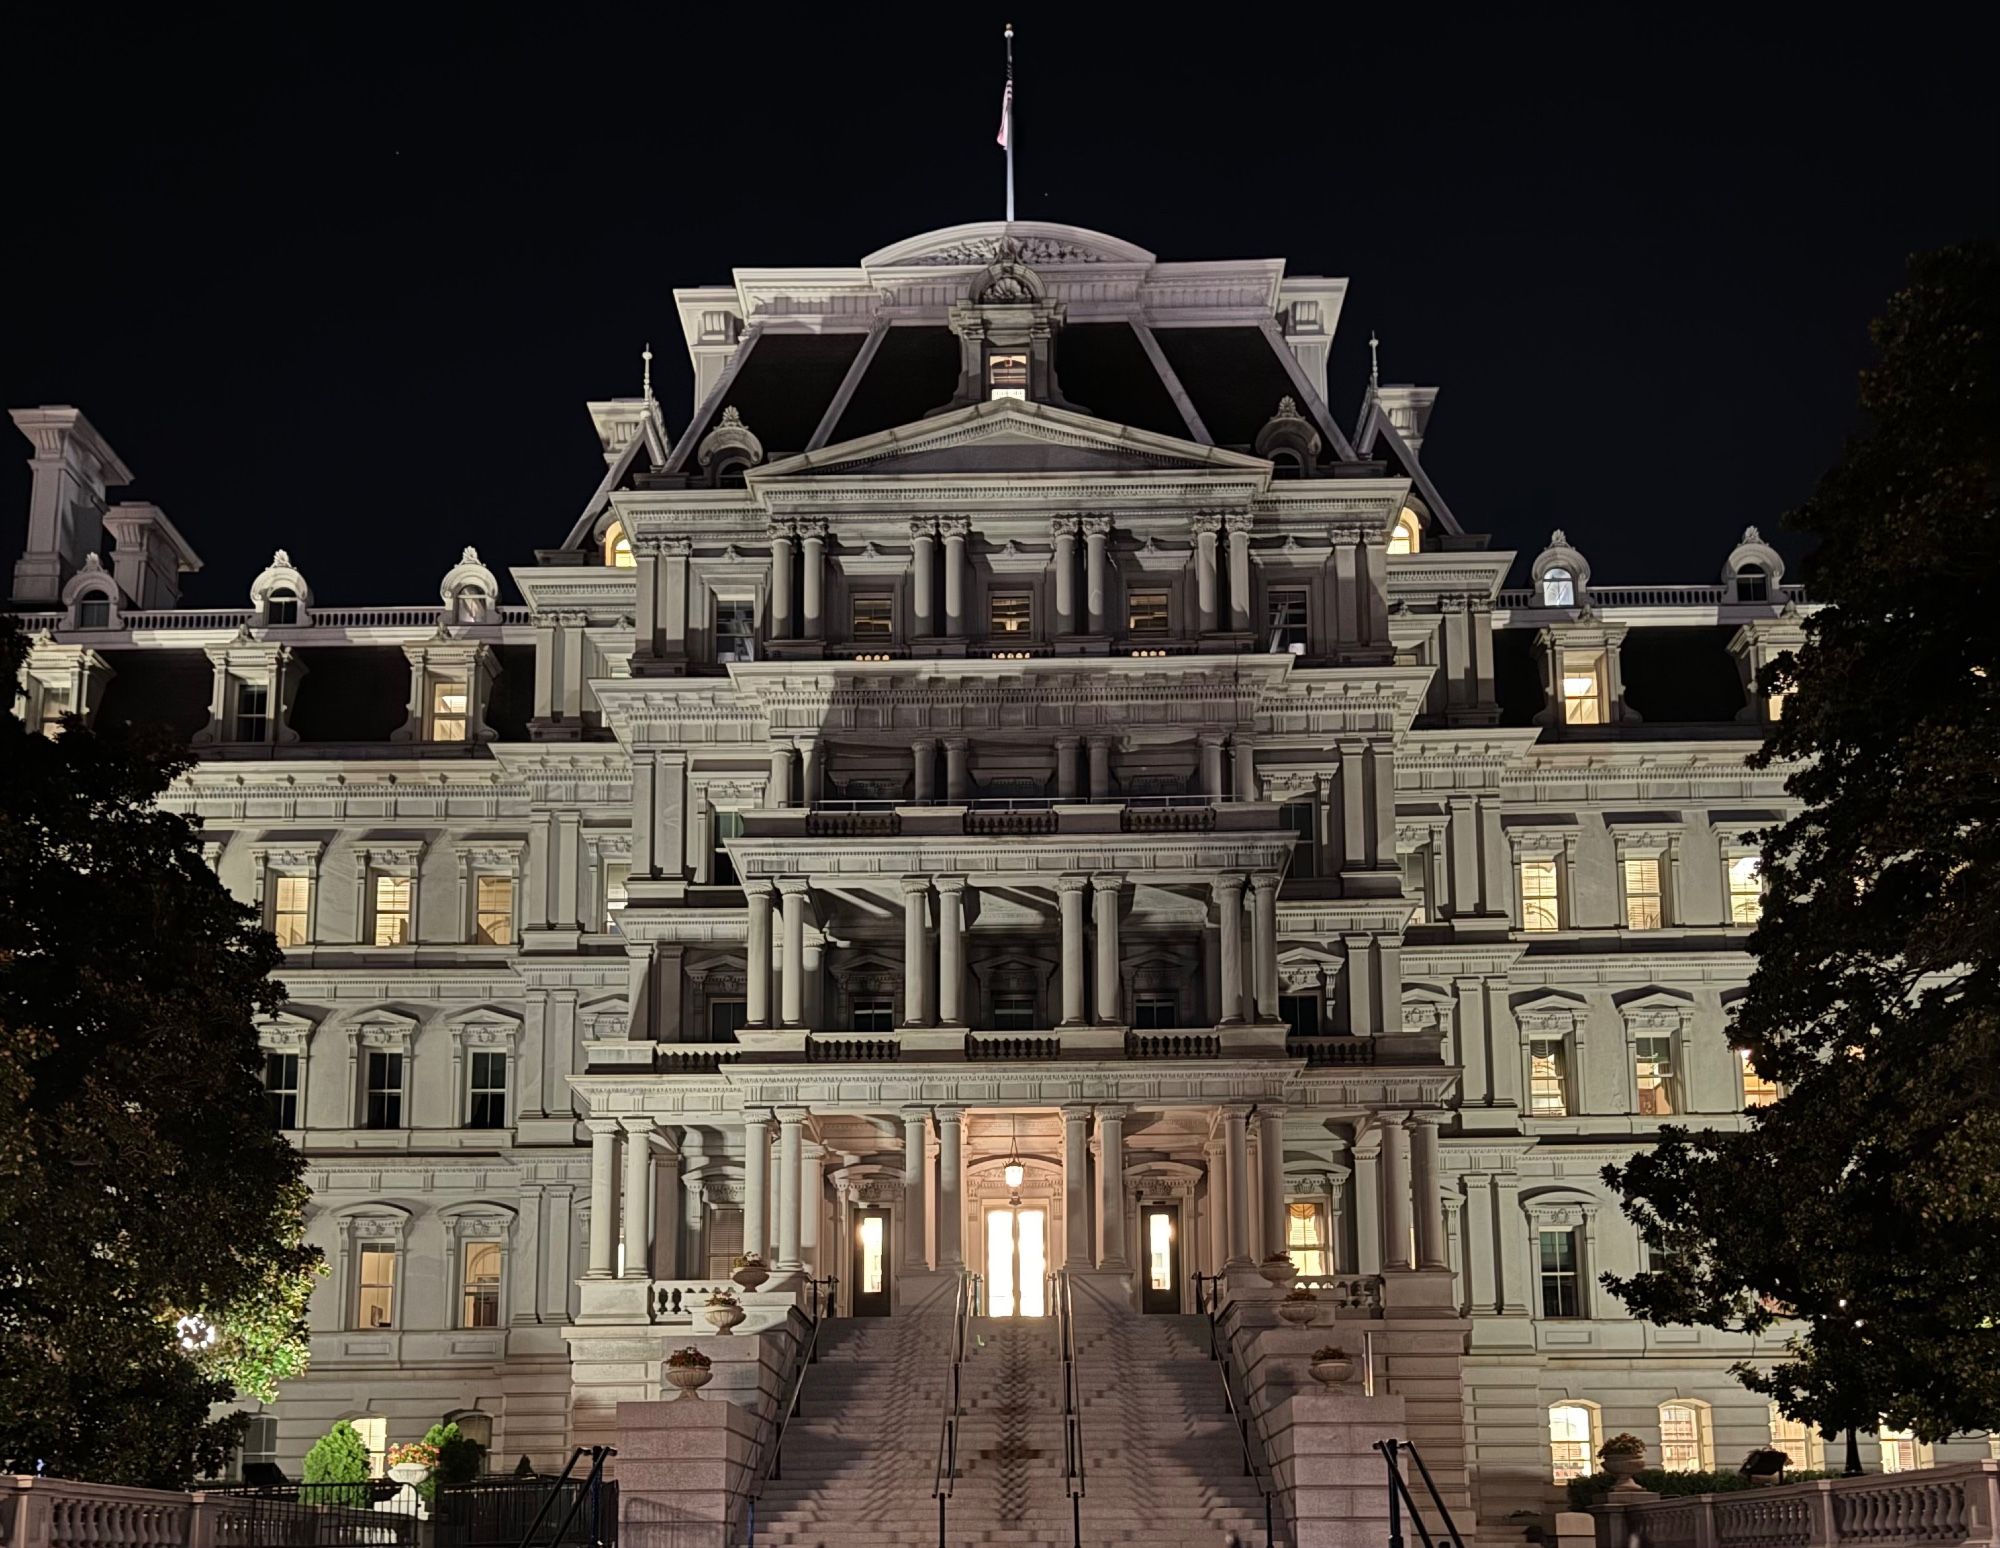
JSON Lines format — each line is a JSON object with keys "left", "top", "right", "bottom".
{"left": 863, "top": 222, "right": 1155, "bottom": 270}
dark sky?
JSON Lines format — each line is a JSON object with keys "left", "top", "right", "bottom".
{"left": 2, "top": 8, "right": 1994, "bottom": 606}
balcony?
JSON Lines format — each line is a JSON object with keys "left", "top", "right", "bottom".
{"left": 751, "top": 794, "right": 1275, "bottom": 843}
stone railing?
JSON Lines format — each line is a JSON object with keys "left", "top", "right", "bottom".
{"left": 0, "top": 1477, "right": 310, "bottom": 1548}
{"left": 1291, "top": 1273, "right": 1386, "bottom": 1312}
{"left": 1289, "top": 1035, "right": 1378, "bottom": 1066}
{"left": 1595, "top": 1462, "right": 2000, "bottom": 1548}
{"left": 1495, "top": 583, "right": 1811, "bottom": 611}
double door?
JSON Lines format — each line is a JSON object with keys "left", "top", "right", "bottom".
{"left": 984, "top": 1204, "right": 1049, "bottom": 1317}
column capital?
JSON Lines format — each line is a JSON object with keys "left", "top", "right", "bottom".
{"left": 1084, "top": 731, "right": 1112, "bottom": 749}
{"left": 1203, "top": 1136, "right": 1227, "bottom": 1157}
{"left": 940, "top": 734, "right": 969, "bottom": 752}
{"left": 1211, "top": 871, "right": 1247, "bottom": 895}
{"left": 585, "top": 1117, "right": 623, "bottom": 1136}
{"left": 1057, "top": 873, "right": 1092, "bottom": 896}
{"left": 798, "top": 520, "right": 829, "bottom": 544}
{"left": 1095, "top": 1103, "right": 1131, "bottom": 1122}
{"left": 743, "top": 877, "right": 775, "bottom": 901}
{"left": 909, "top": 517, "right": 937, "bottom": 540}
{"left": 933, "top": 1104, "right": 966, "bottom": 1125}
{"left": 1059, "top": 1103, "right": 1095, "bottom": 1122}
{"left": 1255, "top": 1103, "right": 1289, "bottom": 1121}
{"left": 1079, "top": 514, "right": 1113, "bottom": 537}
{"left": 1373, "top": 1107, "right": 1411, "bottom": 1131}
{"left": 1405, "top": 1109, "right": 1449, "bottom": 1131}
{"left": 1216, "top": 1103, "right": 1253, "bottom": 1120}
{"left": 773, "top": 1104, "right": 811, "bottom": 1125}
{"left": 1048, "top": 514, "right": 1079, "bottom": 539}
{"left": 911, "top": 734, "right": 937, "bottom": 751}
{"left": 938, "top": 515, "right": 970, "bottom": 541}
{"left": 776, "top": 877, "right": 812, "bottom": 897}
{"left": 619, "top": 1115, "right": 658, "bottom": 1136}
{"left": 900, "top": 1103, "right": 931, "bottom": 1124}
{"left": 1090, "top": 871, "right": 1125, "bottom": 893}
{"left": 1223, "top": 509, "right": 1255, "bottom": 532}
{"left": 1053, "top": 732, "right": 1081, "bottom": 751}
{"left": 1190, "top": 510, "right": 1223, "bottom": 535}
{"left": 900, "top": 874, "right": 933, "bottom": 896}
{"left": 1250, "top": 871, "right": 1281, "bottom": 895}
{"left": 768, "top": 519, "right": 798, "bottom": 541}
{"left": 1199, "top": 730, "right": 1228, "bottom": 749}
{"left": 935, "top": 873, "right": 968, "bottom": 897}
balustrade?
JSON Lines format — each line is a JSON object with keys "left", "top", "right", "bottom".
{"left": 1600, "top": 1462, "right": 2000, "bottom": 1548}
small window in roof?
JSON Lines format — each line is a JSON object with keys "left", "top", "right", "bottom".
{"left": 603, "top": 521, "right": 635, "bottom": 568}
{"left": 77, "top": 594, "right": 112, "bottom": 629}
{"left": 1736, "top": 564, "right": 1768, "bottom": 603}
{"left": 1541, "top": 567, "right": 1576, "bottom": 607}
{"left": 1389, "top": 508, "right": 1422, "bottom": 555}
{"left": 267, "top": 588, "right": 299, "bottom": 626}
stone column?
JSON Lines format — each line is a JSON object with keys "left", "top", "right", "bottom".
{"left": 936, "top": 1107, "right": 965, "bottom": 1267}
{"left": 1058, "top": 876, "right": 1089, "bottom": 1025}
{"left": 801, "top": 1142, "right": 824, "bottom": 1280}
{"left": 1091, "top": 873, "right": 1123, "bottom": 1024}
{"left": 586, "top": 1119, "right": 619, "bottom": 1278}
{"left": 1054, "top": 734, "right": 1080, "bottom": 800}
{"left": 798, "top": 740, "right": 822, "bottom": 808}
{"left": 766, "top": 746, "right": 792, "bottom": 809}
{"left": 776, "top": 1106, "right": 807, "bottom": 1273}
{"left": 912, "top": 738, "right": 936, "bottom": 803}
{"left": 901, "top": 876, "right": 931, "bottom": 1026}
{"left": 944, "top": 737, "right": 970, "bottom": 803}
{"left": 1379, "top": 1110, "right": 1413, "bottom": 1270}
{"left": 1051, "top": 517, "right": 1078, "bottom": 635}
{"left": 937, "top": 876, "right": 967, "bottom": 1025}
{"left": 941, "top": 517, "right": 968, "bottom": 639}
{"left": 1225, "top": 511, "right": 1252, "bottom": 632}
{"left": 1493, "top": 1172, "right": 1531, "bottom": 1315}
{"left": 1204, "top": 1136, "right": 1229, "bottom": 1275}
{"left": 911, "top": 520, "right": 937, "bottom": 637}
{"left": 902, "top": 1106, "right": 931, "bottom": 1269}
{"left": 800, "top": 525, "right": 826, "bottom": 641}
{"left": 1095, "top": 1105, "right": 1129, "bottom": 1269}
{"left": 742, "top": 1110, "right": 771, "bottom": 1272}
{"left": 1199, "top": 732, "right": 1227, "bottom": 799}
{"left": 654, "top": 1139, "right": 682, "bottom": 1280}
{"left": 1193, "top": 512, "right": 1221, "bottom": 633}
{"left": 1409, "top": 1112, "right": 1449, "bottom": 1270}
{"left": 769, "top": 526, "right": 794, "bottom": 640}
{"left": 1213, "top": 873, "right": 1246, "bottom": 1025}
{"left": 1222, "top": 1106, "right": 1253, "bottom": 1269}
{"left": 1086, "top": 735, "right": 1112, "bottom": 801}
{"left": 1082, "top": 516, "right": 1110, "bottom": 634}
{"left": 1231, "top": 736, "right": 1257, "bottom": 801}
{"left": 1251, "top": 872, "right": 1281, "bottom": 1020}
{"left": 745, "top": 881, "right": 774, "bottom": 1028}
{"left": 1061, "top": 1104, "right": 1093, "bottom": 1265}
{"left": 1258, "top": 1106, "right": 1287, "bottom": 1269}
{"left": 621, "top": 1117, "right": 654, "bottom": 1277}
{"left": 778, "top": 880, "right": 808, "bottom": 1027}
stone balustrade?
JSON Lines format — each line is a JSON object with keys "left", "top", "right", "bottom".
{"left": 1593, "top": 1461, "right": 2000, "bottom": 1548}
{"left": 0, "top": 1477, "right": 290, "bottom": 1548}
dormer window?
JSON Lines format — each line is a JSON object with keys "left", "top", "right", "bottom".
{"left": 429, "top": 679, "right": 470, "bottom": 741}
{"left": 234, "top": 684, "right": 270, "bottom": 743}
{"left": 76, "top": 594, "right": 111, "bottom": 629}
{"left": 267, "top": 588, "right": 300, "bottom": 626}
{"left": 1558, "top": 649, "right": 1607, "bottom": 725}
{"left": 1269, "top": 450, "right": 1303, "bottom": 480}
{"left": 603, "top": 520, "right": 635, "bottom": 569}
{"left": 1541, "top": 567, "right": 1576, "bottom": 607}
{"left": 987, "top": 353, "right": 1028, "bottom": 400}
{"left": 1389, "top": 508, "right": 1423, "bottom": 556}
{"left": 1735, "top": 564, "right": 1768, "bottom": 603}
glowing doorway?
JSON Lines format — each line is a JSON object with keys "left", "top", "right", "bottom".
{"left": 984, "top": 1205, "right": 1049, "bottom": 1317}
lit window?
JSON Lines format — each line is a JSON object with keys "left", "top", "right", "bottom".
{"left": 716, "top": 600, "right": 757, "bottom": 662}
{"left": 1623, "top": 855, "right": 1665, "bottom": 929}
{"left": 1266, "top": 589, "right": 1308, "bottom": 653}
{"left": 1635, "top": 1035, "right": 1679, "bottom": 1116}
{"left": 76, "top": 594, "right": 112, "bottom": 629}
{"left": 708, "top": 998, "right": 748, "bottom": 1040}
{"left": 1660, "top": 1403, "right": 1708, "bottom": 1473}
{"left": 604, "top": 862, "right": 630, "bottom": 932}
{"left": 1528, "top": 1038, "right": 1570, "bottom": 1116}
{"left": 1541, "top": 567, "right": 1576, "bottom": 608}
{"left": 1127, "top": 590, "right": 1169, "bottom": 634}
{"left": 1550, "top": 1404, "right": 1597, "bottom": 1483}
{"left": 232, "top": 1414, "right": 279, "bottom": 1479}
{"left": 1767, "top": 687, "right": 1791, "bottom": 722}
{"left": 989, "top": 593, "right": 1032, "bottom": 634}
{"left": 704, "top": 1206, "right": 745, "bottom": 1279}
{"left": 429, "top": 679, "right": 469, "bottom": 741}
{"left": 356, "top": 1243, "right": 397, "bottom": 1329}
{"left": 1539, "top": 1229, "right": 1582, "bottom": 1318}
{"left": 1389, "top": 508, "right": 1422, "bottom": 556}
{"left": 453, "top": 585, "right": 485, "bottom": 624}
{"left": 859, "top": 1213, "right": 885, "bottom": 1295}
{"left": 467, "top": 1050, "right": 507, "bottom": 1129}
{"left": 1727, "top": 856, "right": 1764, "bottom": 925}
{"left": 1286, "top": 1201, "right": 1329, "bottom": 1275}
{"left": 1877, "top": 1425, "right": 1929, "bottom": 1473}
{"left": 474, "top": 875, "right": 514, "bottom": 946}
{"left": 1519, "top": 858, "right": 1561, "bottom": 932}
{"left": 603, "top": 521, "right": 635, "bottom": 568}
{"left": 234, "top": 684, "right": 270, "bottom": 743}
{"left": 851, "top": 595, "right": 893, "bottom": 640}
{"left": 1738, "top": 1048, "right": 1781, "bottom": 1108}
{"left": 263, "top": 1052, "right": 301, "bottom": 1129}
{"left": 461, "top": 1241, "right": 502, "bottom": 1328}
{"left": 1770, "top": 1406, "right": 1822, "bottom": 1470}
{"left": 37, "top": 685, "right": 71, "bottom": 737}
{"left": 364, "top": 1050, "right": 404, "bottom": 1130}
{"left": 851, "top": 996, "right": 894, "bottom": 1033}
{"left": 987, "top": 352, "right": 1028, "bottom": 399}
{"left": 266, "top": 588, "right": 299, "bottom": 626}
{"left": 1133, "top": 994, "right": 1177, "bottom": 1030}
{"left": 1148, "top": 1210, "right": 1174, "bottom": 1292}
{"left": 352, "top": 1415, "right": 388, "bottom": 1478}
{"left": 273, "top": 875, "right": 313, "bottom": 948}
{"left": 1559, "top": 650, "right": 1605, "bottom": 724}
{"left": 372, "top": 874, "right": 413, "bottom": 946}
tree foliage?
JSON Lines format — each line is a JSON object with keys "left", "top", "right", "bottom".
{"left": 0, "top": 622, "right": 322, "bottom": 1484}
{"left": 1603, "top": 243, "right": 2000, "bottom": 1442}
{"left": 302, "top": 1421, "right": 372, "bottom": 1506}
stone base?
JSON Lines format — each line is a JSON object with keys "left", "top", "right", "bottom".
{"left": 616, "top": 1395, "right": 762, "bottom": 1548}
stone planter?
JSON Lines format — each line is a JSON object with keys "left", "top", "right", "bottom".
{"left": 1604, "top": 1451, "right": 1646, "bottom": 1490}
{"left": 665, "top": 1364, "right": 714, "bottom": 1399}
{"left": 703, "top": 1300, "right": 746, "bottom": 1334}
{"left": 1259, "top": 1258, "right": 1298, "bottom": 1288}
{"left": 1277, "top": 1296, "right": 1319, "bottom": 1327}
{"left": 387, "top": 1463, "right": 428, "bottom": 1487}
{"left": 1747, "top": 1471, "right": 1781, "bottom": 1487}
{"left": 1308, "top": 1356, "right": 1356, "bottom": 1387}
{"left": 731, "top": 1261, "right": 771, "bottom": 1291}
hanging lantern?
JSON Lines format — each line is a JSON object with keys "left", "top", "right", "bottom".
{"left": 1004, "top": 1115, "right": 1026, "bottom": 1195}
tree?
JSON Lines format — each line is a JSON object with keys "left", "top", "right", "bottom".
{"left": 417, "top": 1421, "right": 488, "bottom": 1502}
{"left": 0, "top": 622, "right": 323, "bottom": 1485}
{"left": 302, "top": 1421, "right": 372, "bottom": 1507}
{"left": 1603, "top": 243, "right": 2000, "bottom": 1445}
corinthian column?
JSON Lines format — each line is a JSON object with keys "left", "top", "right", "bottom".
{"left": 1051, "top": 517, "right": 1078, "bottom": 635}
{"left": 1082, "top": 516, "right": 1111, "bottom": 635}
{"left": 1193, "top": 511, "right": 1221, "bottom": 634}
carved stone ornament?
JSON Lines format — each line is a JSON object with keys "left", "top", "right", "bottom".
{"left": 911, "top": 235, "right": 1103, "bottom": 266}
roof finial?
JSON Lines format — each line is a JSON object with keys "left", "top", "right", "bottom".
{"left": 1368, "top": 331, "right": 1381, "bottom": 390}
{"left": 641, "top": 342, "right": 654, "bottom": 404}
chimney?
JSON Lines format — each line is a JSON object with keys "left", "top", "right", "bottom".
{"left": 104, "top": 502, "right": 203, "bottom": 610}
{"left": 10, "top": 406, "right": 134, "bottom": 606}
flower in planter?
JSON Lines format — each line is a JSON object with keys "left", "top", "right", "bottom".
{"left": 1312, "top": 1345, "right": 1346, "bottom": 1363}
{"left": 706, "top": 1289, "right": 740, "bottom": 1306}
{"left": 1263, "top": 1250, "right": 1293, "bottom": 1262}
{"left": 1599, "top": 1434, "right": 1646, "bottom": 1460}
{"left": 667, "top": 1347, "right": 713, "bottom": 1370}
{"left": 386, "top": 1441, "right": 440, "bottom": 1471}
{"left": 1741, "top": 1448, "right": 1790, "bottom": 1474}
{"left": 1284, "top": 1286, "right": 1317, "bottom": 1301}
{"left": 733, "top": 1253, "right": 766, "bottom": 1267}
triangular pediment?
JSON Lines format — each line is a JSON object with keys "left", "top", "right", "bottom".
{"left": 756, "top": 398, "right": 1271, "bottom": 481}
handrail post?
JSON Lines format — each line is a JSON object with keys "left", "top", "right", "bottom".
{"left": 1385, "top": 1440, "right": 1405, "bottom": 1548}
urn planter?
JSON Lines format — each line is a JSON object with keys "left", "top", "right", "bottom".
{"left": 1277, "top": 1295, "right": 1319, "bottom": 1327}
{"left": 1259, "top": 1257, "right": 1298, "bottom": 1288}
{"left": 704, "top": 1300, "right": 746, "bottom": 1334}
{"left": 732, "top": 1261, "right": 771, "bottom": 1292}
{"left": 665, "top": 1364, "right": 714, "bottom": 1398}
{"left": 1603, "top": 1452, "right": 1646, "bottom": 1490}
{"left": 1308, "top": 1356, "right": 1356, "bottom": 1387}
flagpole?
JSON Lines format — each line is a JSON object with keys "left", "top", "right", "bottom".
{"left": 1004, "top": 23, "right": 1015, "bottom": 222}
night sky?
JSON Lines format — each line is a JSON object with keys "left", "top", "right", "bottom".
{"left": 3, "top": 9, "right": 1994, "bottom": 606}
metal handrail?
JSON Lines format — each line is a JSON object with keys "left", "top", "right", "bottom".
{"left": 1376, "top": 1438, "right": 1465, "bottom": 1548}
{"left": 1193, "top": 1273, "right": 1279, "bottom": 1548}
{"left": 516, "top": 1445, "right": 615, "bottom": 1548}
{"left": 1048, "top": 1269, "right": 1086, "bottom": 1547}
{"left": 931, "top": 1269, "right": 976, "bottom": 1548}
{"left": 739, "top": 1276, "right": 837, "bottom": 1547}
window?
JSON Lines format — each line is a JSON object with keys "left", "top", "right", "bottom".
{"left": 1286, "top": 1201, "right": 1329, "bottom": 1275}
{"left": 1133, "top": 994, "right": 1177, "bottom": 1030}
{"left": 1738, "top": 1047, "right": 1781, "bottom": 1108}
{"left": 851, "top": 594, "right": 893, "bottom": 640}
{"left": 708, "top": 998, "right": 748, "bottom": 1041}
{"left": 1127, "top": 589, "right": 1169, "bottom": 634}
{"left": 1736, "top": 565, "right": 1769, "bottom": 604}
{"left": 429, "top": 679, "right": 469, "bottom": 741}
{"left": 1558, "top": 650, "right": 1605, "bottom": 724}
{"left": 1622, "top": 855, "right": 1665, "bottom": 929}
{"left": 273, "top": 875, "right": 313, "bottom": 948}
{"left": 76, "top": 593, "right": 112, "bottom": 628}
{"left": 1538, "top": 1229, "right": 1582, "bottom": 1318}
{"left": 453, "top": 585, "right": 485, "bottom": 624}
{"left": 467, "top": 1050, "right": 507, "bottom": 1129}
{"left": 1401, "top": 848, "right": 1432, "bottom": 922}
{"left": 356, "top": 1243, "right": 397, "bottom": 1328}
{"left": 1280, "top": 798, "right": 1318, "bottom": 879}
{"left": 1518, "top": 857, "right": 1561, "bottom": 932}
{"left": 603, "top": 520, "right": 634, "bottom": 568}
{"left": 37, "top": 684, "right": 71, "bottom": 736}
{"left": 447, "top": 1411, "right": 494, "bottom": 1449}
{"left": 234, "top": 684, "right": 270, "bottom": 743}
{"left": 987, "top": 352, "right": 1028, "bottom": 399}
{"left": 1660, "top": 1402, "right": 1709, "bottom": 1473}
{"left": 474, "top": 875, "right": 514, "bottom": 946}
{"left": 991, "top": 996, "right": 1036, "bottom": 1031}
{"left": 1877, "top": 1425, "right": 1929, "bottom": 1473}
{"left": 352, "top": 1415, "right": 388, "bottom": 1478}
{"left": 851, "top": 996, "right": 894, "bottom": 1033}
{"left": 266, "top": 588, "right": 299, "bottom": 626}
{"left": 989, "top": 592, "right": 1032, "bottom": 634}
{"left": 1266, "top": 589, "right": 1308, "bottom": 654}
{"left": 1389, "top": 507, "right": 1422, "bottom": 556}
{"left": 263, "top": 1052, "right": 301, "bottom": 1129}
{"left": 705, "top": 1206, "right": 745, "bottom": 1279}
{"left": 1528, "top": 1037, "right": 1570, "bottom": 1116}
{"left": 364, "top": 1051, "right": 404, "bottom": 1129}
{"left": 1770, "top": 1406, "right": 1822, "bottom": 1470}
{"left": 1727, "top": 855, "right": 1764, "bottom": 925}
{"left": 1635, "top": 1035, "right": 1679, "bottom": 1116}
{"left": 604, "top": 862, "right": 630, "bottom": 932}
{"left": 228, "top": 1414, "right": 279, "bottom": 1480}
{"left": 1550, "top": 1404, "right": 1597, "bottom": 1483}
{"left": 715, "top": 600, "right": 757, "bottom": 662}
{"left": 1279, "top": 994, "right": 1321, "bottom": 1039}
{"left": 1541, "top": 568, "right": 1576, "bottom": 608}
{"left": 372, "top": 874, "right": 413, "bottom": 946}
{"left": 712, "top": 809, "right": 743, "bottom": 886}
{"left": 461, "top": 1241, "right": 503, "bottom": 1328}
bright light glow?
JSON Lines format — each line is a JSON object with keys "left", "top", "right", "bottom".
{"left": 1550, "top": 1403, "right": 1595, "bottom": 1482}
{"left": 1559, "top": 650, "right": 1605, "bottom": 724}
{"left": 1003, "top": 1159, "right": 1025, "bottom": 1189}
{"left": 859, "top": 1215, "right": 885, "bottom": 1295}
{"left": 603, "top": 521, "right": 635, "bottom": 568}
{"left": 1148, "top": 1211, "right": 1173, "bottom": 1291}
{"left": 1388, "top": 507, "right": 1422, "bottom": 555}
{"left": 987, "top": 1209, "right": 1016, "bottom": 1317}
{"left": 175, "top": 1314, "right": 217, "bottom": 1352}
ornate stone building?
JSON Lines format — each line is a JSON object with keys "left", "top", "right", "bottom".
{"left": 10, "top": 222, "right": 1985, "bottom": 1529}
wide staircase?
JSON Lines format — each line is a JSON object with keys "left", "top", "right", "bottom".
{"left": 747, "top": 1278, "right": 1282, "bottom": 1548}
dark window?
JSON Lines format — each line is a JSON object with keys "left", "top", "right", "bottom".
{"left": 851, "top": 996, "right": 894, "bottom": 1033}
{"left": 267, "top": 589, "right": 299, "bottom": 626}
{"left": 1279, "top": 798, "right": 1317, "bottom": 878}
{"left": 851, "top": 595, "right": 893, "bottom": 640}
{"left": 1267, "top": 589, "right": 1308, "bottom": 653}
{"left": 989, "top": 593, "right": 1033, "bottom": 635}
{"left": 708, "top": 998, "right": 748, "bottom": 1041}
{"left": 715, "top": 601, "right": 757, "bottom": 662}
{"left": 76, "top": 595, "right": 112, "bottom": 629}
{"left": 1133, "top": 995, "right": 1178, "bottom": 1029}
{"left": 1539, "top": 1229, "right": 1582, "bottom": 1318}
{"left": 1736, "top": 565, "right": 1768, "bottom": 603}
{"left": 263, "top": 1052, "right": 300, "bottom": 1129}
{"left": 1278, "top": 995, "right": 1320, "bottom": 1039}
{"left": 467, "top": 1050, "right": 507, "bottom": 1129}
{"left": 364, "top": 1051, "right": 404, "bottom": 1130}
{"left": 991, "top": 997, "right": 1036, "bottom": 1031}
{"left": 235, "top": 684, "right": 269, "bottom": 743}
{"left": 1127, "top": 590, "right": 1170, "bottom": 634}
{"left": 712, "top": 810, "right": 743, "bottom": 887}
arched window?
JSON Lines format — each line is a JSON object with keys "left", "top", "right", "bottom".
{"left": 1735, "top": 563, "right": 1768, "bottom": 604}
{"left": 602, "top": 521, "right": 635, "bottom": 568}
{"left": 1659, "top": 1401, "right": 1711, "bottom": 1472}
{"left": 453, "top": 584, "right": 486, "bottom": 624}
{"left": 1769, "top": 1404, "right": 1823, "bottom": 1470}
{"left": 76, "top": 593, "right": 112, "bottom": 629}
{"left": 1541, "top": 567, "right": 1576, "bottom": 607}
{"left": 266, "top": 587, "right": 300, "bottom": 626}
{"left": 1876, "top": 1423, "right": 1931, "bottom": 1473}
{"left": 445, "top": 1410, "right": 493, "bottom": 1449}
{"left": 1270, "top": 450, "right": 1303, "bottom": 480}
{"left": 1389, "top": 507, "right": 1422, "bottom": 555}
{"left": 1549, "top": 1402, "right": 1599, "bottom": 1482}
{"left": 714, "top": 457, "right": 750, "bottom": 489}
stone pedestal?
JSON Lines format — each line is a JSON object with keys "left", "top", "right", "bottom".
{"left": 1263, "top": 1390, "right": 1408, "bottom": 1548}
{"left": 615, "top": 1396, "right": 762, "bottom": 1548}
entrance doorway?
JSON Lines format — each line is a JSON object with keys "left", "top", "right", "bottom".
{"left": 1141, "top": 1202, "right": 1182, "bottom": 1314}
{"left": 851, "top": 1207, "right": 891, "bottom": 1316}
{"left": 984, "top": 1204, "right": 1049, "bottom": 1317}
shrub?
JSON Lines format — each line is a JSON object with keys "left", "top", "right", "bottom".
{"left": 416, "top": 1421, "right": 487, "bottom": 1503}
{"left": 302, "top": 1421, "right": 372, "bottom": 1507}
{"left": 1566, "top": 1468, "right": 1836, "bottom": 1511}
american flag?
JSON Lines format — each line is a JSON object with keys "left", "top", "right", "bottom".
{"left": 997, "top": 75, "right": 1012, "bottom": 149}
